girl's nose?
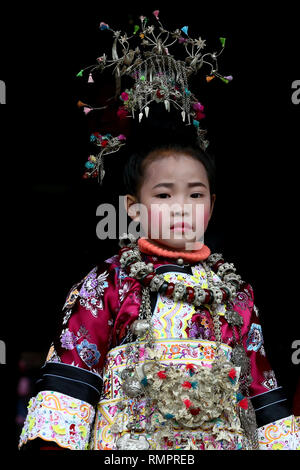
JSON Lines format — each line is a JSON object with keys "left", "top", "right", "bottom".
{"left": 171, "top": 200, "right": 190, "bottom": 217}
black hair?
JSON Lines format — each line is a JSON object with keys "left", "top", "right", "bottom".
{"left": 122, "top": 103, "right": 216, "bottom": 199}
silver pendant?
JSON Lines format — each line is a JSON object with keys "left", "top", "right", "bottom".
{"left": 122, "top": 376, "right": 143, "bottom": 398}
{"left": 121, "top": 368, "right": 133, "bottom": 381}
{"left": 110, "top": 421, "right": 123, "bottom": 433}
{"left": 239, "top": 398, "right": 257, "bottom": 438}
{"left": 225, "top": 309, "right": 243, "bottom": 327}
{"left": 231, "top": 344, "right": 250, "bottom": 375}
{"left": 116, "top": 433, "right": 150, "bottom": 450}
{"left": 130, "top": 319, "right": 150, "bottom": 337}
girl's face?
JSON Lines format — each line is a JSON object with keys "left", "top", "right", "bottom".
{"left": 125, "top": 151, "right": 216, "bottom": 251}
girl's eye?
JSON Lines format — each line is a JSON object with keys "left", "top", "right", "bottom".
{"left": 155, "top": 193, "right": 171, "bottom": 198}
{"left": 191, "top": 193, "right": 204, "bottom": 198}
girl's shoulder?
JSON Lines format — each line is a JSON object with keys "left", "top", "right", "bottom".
{"left": 61, "top": 253, "right": 121, "bottom": 311}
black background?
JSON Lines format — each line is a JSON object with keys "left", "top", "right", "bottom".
{"left": 0, "top": 1, "right": 299, "bottom": 454}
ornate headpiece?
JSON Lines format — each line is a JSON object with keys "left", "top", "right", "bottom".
{"left": 76, "top": 11, "right": 232, "bottom": 183}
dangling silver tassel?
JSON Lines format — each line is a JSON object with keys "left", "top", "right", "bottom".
{"left": 149, "top": 65, "right": 153, "bottom": 83}
{"left": 97, "top": 154, "right": 105, "bottom": 185}
{"left": 112, "top": 38, "right": 121, "bottom": 98}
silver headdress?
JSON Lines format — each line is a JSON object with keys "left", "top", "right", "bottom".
{"left": 77, "top": 11, "right": 232, "bottom": 182}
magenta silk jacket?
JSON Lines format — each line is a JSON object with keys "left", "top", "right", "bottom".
{"left": 19, "top": 247, "right": 299, "bottom": 450}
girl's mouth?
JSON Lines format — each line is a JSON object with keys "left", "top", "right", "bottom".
{"left": 170, "top": 222, "right": 192, "bottom": 232}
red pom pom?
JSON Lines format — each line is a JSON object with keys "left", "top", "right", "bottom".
{"left": 228, "top": 368, "right": 237, "bottom": 380}
{"left": 238, "top": 398, "right": 248, "bottom": 410}
{"left": 183, "top": 399, "right": 192, "bottom": 409}
{"left": 157, "top": 371, "right": 167, "bottom": 379}
{"left": 186, "top": 363, "right": 196, "bottom": 376}
{"left": 117, "top": 106, "right": 129, "bottom": 119}
{"left": 196, "top": 110, "right": 206, "bottom": 120}
{"left": 189, "top": 407, "right": 200, "bottom": 416}
{"left": 182, "top": 381, "right": 192, "bottom": 389}
{"left": 120, "top": 92, "right": 129, "bottom": 101}
{"left": 163, "top": 437, "right": 173, "bottom": 447}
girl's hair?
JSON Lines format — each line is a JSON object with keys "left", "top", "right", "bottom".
{"left": 122, "top": 103, "right": 216, "bottom": 199}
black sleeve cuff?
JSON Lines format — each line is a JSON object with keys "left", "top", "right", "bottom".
{"left": 35, "top": 362, "right": 103, "bottom": 408}
{"left": 250, "top": 386, "right": 292, "bottom": 427}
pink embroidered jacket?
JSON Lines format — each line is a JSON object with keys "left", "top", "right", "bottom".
{"left": 19, "top": 248, "right": 299, "bottom": 450}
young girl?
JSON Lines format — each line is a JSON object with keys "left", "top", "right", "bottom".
{"left": 19, "top": 11, "right": 300, "bottom": 449}
{"left": 18, "top": 110, "right": 299, "bottom": 450}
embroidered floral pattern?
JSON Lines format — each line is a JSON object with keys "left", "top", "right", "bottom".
{"left": 79, "top": 268, "right": 109, "bottom": 317}
{"left": 118, "top": 280, "right": 131, "bottom": 303}
{"left": 234, "top": 291, "right": 251, "bottom": 311}
{"left": 76, "top": 339, "right": 101, "bottom": 368}
{"left": 63, "top": 287, "right": 80, "bottom": 310}
{"left": 46, "top": 344, "right": 61, "bottom": 363}
{"left": 262, "top": 370, "right": 278, "bottom": 390}
{"left": 246, "top": 324, "right": 263, "bottom": 352}
{"left": 62, "top": 309, "right": 73, "bottom": 326}
{"left": 60, "top": 329, "right": 77, "bottom": 350}
{"left": 186, "top": 309, "right": 214, "bottom": 340}
{"left": 60, "top": 326, "right": 91, "bottom": 353}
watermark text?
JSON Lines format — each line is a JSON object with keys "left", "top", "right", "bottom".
{"left": 291, "top": 80, "right": 300, "bottom": 105}
{"left": 0, "top": 340, "right": 6, "bottom": 364}
{"left": 291, "top": 339, "right": 300, "bottom": 365}
{"left": 0, "top": 80, "right": 6, "bottom": 104}
{"left": 95, "top": 197, "right": 205, "bottom": 250}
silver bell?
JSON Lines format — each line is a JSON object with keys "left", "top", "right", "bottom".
{"left": 130, "top": 319, "right": 150, "bottom": 337}
{"left": 121, "top": 367, "right": 133, "bottom": 380}
{"left": 122, "top": 376, "right": 143, "bottom": 398}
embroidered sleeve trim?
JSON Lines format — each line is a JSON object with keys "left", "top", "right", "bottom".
{"left": 258, "top": 415, "right": 300, "bottom": 450}
{"left": 19, "top": 390, "right": 95, "bottom": 450}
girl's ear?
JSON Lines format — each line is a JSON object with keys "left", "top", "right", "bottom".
{"left": 124, "top": 194, "right": 140, "bottom": 222}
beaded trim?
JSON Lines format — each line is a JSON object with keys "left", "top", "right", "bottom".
{"left": 119, "top": 244, "right": 242, "bottom": 308}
